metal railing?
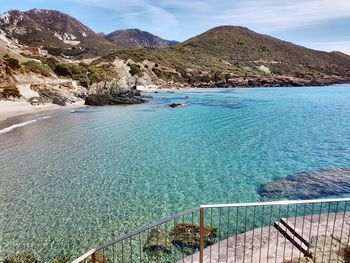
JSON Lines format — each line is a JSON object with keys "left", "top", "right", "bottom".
{"left": 72, "top": 198, "right": 350, "bottom": 263}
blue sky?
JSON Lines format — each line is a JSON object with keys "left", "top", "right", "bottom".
{"left": 1, "top": 0, "right": 350, "bottom": 54}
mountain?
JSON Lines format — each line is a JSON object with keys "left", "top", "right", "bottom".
{"left": 105, "top": 26, "right": 350, "bottom": 87}
{"left": 0, "top": 9, "right": 117, "bottom": 51}
{"left": 104, "top": 29, "right": 179, "bottom": 49}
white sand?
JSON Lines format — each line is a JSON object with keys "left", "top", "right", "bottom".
{"left": 0, "top": 100, "right": 85, "bottom": 122}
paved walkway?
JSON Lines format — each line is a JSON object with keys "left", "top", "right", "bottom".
{"left": 177, "top": 212, "right": 350, "bottom": 263}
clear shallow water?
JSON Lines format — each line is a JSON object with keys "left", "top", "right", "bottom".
{"left": 1, "top": 86, "right": 350, "bottom": 261}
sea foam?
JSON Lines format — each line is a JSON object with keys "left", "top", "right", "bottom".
{"left": 0, "top": 116, "right": 51, "bottom": 134}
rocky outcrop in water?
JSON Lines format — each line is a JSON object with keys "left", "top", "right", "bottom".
{"left": 259, "top": 168, "right": 350, "bottom": 200}
{"left": 168, "top": 102, "right": 186, "bottom": 108}
{"left": 85, "top": 88, "right": 145, "bottom": 106}
{"left": 143, "top": 229, "right": 172, "bottom": 256}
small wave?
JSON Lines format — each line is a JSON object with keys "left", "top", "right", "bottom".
{"left": 0, "top": 116, "right": 51, "bottom": 135}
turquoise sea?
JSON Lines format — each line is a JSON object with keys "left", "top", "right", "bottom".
{"left": 1, "top": 86, "right": 350, "bottom": 261}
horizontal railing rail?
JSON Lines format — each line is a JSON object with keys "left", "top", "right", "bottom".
{"left": 72, "top": 198, "right": 350, "bottom": 263}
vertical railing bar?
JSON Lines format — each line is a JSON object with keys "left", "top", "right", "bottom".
{"left": 346, "top": 206, "right": 350, "bottom": 249}
{"left": 182, "top": 215, "right": 185, "bottom": 263}
{"left": 218, "top": 207, "right": 222, "bottom": 259}
{"left": 314, "top": 202, "right": 323, "bottom": 258}
{"left": 147, "top": 229, "right": 150, "bottom": 263}
{"left": 328, "top": 201, "right": 339, "bottom": 263}
{"left": 267, "top": 205, "right": 273, "bottom": 263}
{"left": 173, "top": 219, "right": 176, "bottom": 263}
{"left": 130, "top": 237, "right": 133, "bottom": 263}
{"left": 259, "top": 206, "right": 265, "bottom": 263}
{"left": 210, "top": 208, "right": 213, "bottom": 262}
{"left": 290, "top": 204, "right": 298, "bottom": 260}
{"left": 299, "top": 202, "right": 307, "bottom": 258}
{"left": 112, "top": 244, "right": 115, "bottom": 263}
{"left": 156, "top": 225, "right": 160, "bottom": 263}
{"left": 191, "top": 211, "right": 194, "bottom": 263}
{"left": 337, "top": 201, "right": 347, "bottom": 263}
{"left": 243, "top": 206, "right": 248, "bottom": 263}
{"left": 321, "top": 202, "right": 331, "bottom": 263}
{"left": 250, "top": 206, "right": 256, "bottom": 263}
{"left": 102, "top": 248, "right": 105, "bottom": 263}
{"left": 226, "top": 207, "right": 230, "bottom": 263}
{"left": 138, "top": 233, "right": 142, "bottom": 263}
{"left": 274, "top": 205, "right": 282, "bottom": 263}
{"left": 91, "top": 252, "right": 96, "bottom": 263}
{"left": 307, "top": 203, "right": 315, "bottom": 252}
{"left": 234, "top": 207, "right": 239, "bottom": 263}
{"left": 199, "top": 208, "right": 205, "bottom": 263}
{"left": 121, "top": 240, "right": 124, "bottom": 263}
{"left": 282, "top": 205, "right": 290, "bottom": 262}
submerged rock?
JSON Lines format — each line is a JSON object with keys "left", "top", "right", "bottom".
{"left": 3, "top": 252, "right": 39, "bottom": 263}
{"left": 259, "top": 168, "right": 350, "bottom": 200}
{"left": 143, "top": 229, "right": 172, "bottom": 256}
{"left": 171, "top": 223, "right": 217, "bottom": 249}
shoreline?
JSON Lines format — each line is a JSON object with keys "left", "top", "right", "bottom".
{"left": 0, "top": 100, "right": 86, "bottom": 128}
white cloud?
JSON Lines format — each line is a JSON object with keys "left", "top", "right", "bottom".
{"left": 212, "top": 0, "right": 350, "bottom": 31}
{"left": 70, "top": 0, "right": 180, "bottom": 37}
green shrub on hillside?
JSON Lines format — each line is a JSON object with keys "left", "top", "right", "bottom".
{"left": 22, "top": 61, "right": 52, "bottom": 77}
{"left": 127, "top": 63, "right": 143, "bottom": 77}
{"left": 53, "top": 63, "right": 88, "bottom": 78}
{"left": 88, "top": 64, "right": 117, "bottom": 84}
{"left": 152, "top": 67, "right": 184, "bottom": 83}
{"left": 53, "top": 62, "right": 117, "bottom": 87}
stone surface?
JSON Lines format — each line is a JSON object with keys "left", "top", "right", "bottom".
{"left": 178, "top": 212, "right": 350, "bottom": 263}
{"left": 308, "top": 235, "right": 349, "bottom": 263}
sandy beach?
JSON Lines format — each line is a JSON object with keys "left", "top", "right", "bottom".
{"left": 0, "top": 100, "right": 86, "bottom": 123}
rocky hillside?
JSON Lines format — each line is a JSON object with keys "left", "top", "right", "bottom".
{"left": 0, "top": 9, "right": 117, "bottom": 56}
{"left": 102, "top": 26, "right": 350, "bottom": 87}
{"left": 104, "top": 29, "right": 179, "bottom": 49}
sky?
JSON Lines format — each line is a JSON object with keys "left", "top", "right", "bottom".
{"left": 1, "top": 0, "right": 350, "bottom": 54}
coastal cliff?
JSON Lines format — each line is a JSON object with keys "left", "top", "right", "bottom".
{"left": 1, "top": 10, "right": 350, "bottom": 107}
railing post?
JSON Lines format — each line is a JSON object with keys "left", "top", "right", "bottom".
{"left": 91, "top": 252, "right": 96, "bottom": 263}
{"left": 200, "top": 207, "right": 205, "bottom": 263}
